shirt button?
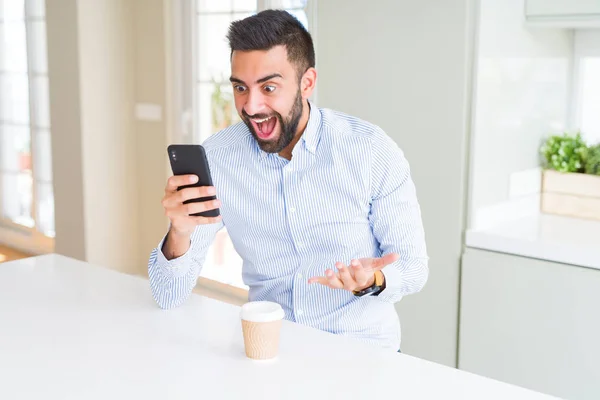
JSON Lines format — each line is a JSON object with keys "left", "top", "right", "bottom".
{"left": 297, "top": 242, "right": 305, "bottom": 248}
{"left": 290, "top": 207, "right": 296, "bottom": 213}
{"left": 297, "top": 273, "right": 303, "bottom": 279}
{"left": 297, "top": 309, "right": 304, "bottom": 316}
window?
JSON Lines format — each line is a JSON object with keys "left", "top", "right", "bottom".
{"left": 0, "top": 0, "right": 54, "bottom": 249}
{"left": 174, "top": 1, "right": 311, "bottom": 289}
{"left": 573, "top": 30, "right": 600, "bottom": 144}
{"left": 576, "top": 58, "right": 600, "bottom": 142}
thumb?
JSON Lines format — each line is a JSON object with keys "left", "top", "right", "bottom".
{"left": 372, "top": 253, "right": 400, "bottom": 270}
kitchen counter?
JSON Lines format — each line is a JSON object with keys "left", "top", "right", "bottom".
{"left": 465, "top": 213, "right": 600, "bottom": 270}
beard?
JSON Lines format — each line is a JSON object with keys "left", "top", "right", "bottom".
{"left": 242, "top": 90, "right": 303, "bottom": 154}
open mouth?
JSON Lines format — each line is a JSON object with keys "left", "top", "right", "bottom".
{"left": 250, "top": 116, "right": 277, "bottom": 140}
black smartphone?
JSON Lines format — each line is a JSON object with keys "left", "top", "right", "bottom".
{"left": 167, "top": 144, "right": 220, "bottom": 218}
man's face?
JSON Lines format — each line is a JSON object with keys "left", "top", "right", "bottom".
{"left": 230, "top": 45, "right": 304, "bottom": 153}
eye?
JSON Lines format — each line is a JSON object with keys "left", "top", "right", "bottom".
{"left": 233, "top": 85, "right": 247, "bottom": 93}
{"left": 263, "top": 85, "right": 276, "bottom": 93}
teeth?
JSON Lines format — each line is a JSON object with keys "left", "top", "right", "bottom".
{"left": 252, "top": 117, "right": 273, "bottom": 123}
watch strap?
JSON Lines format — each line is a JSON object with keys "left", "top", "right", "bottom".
{"left": 353, "top": 270, "right": 385, "bottom": 297}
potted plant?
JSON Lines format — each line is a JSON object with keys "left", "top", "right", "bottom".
{"left": 584, "top": 144, "right": 600, "bottom": 176}
{"left": 539, "top": 132, "right": 600, "bottom": 221}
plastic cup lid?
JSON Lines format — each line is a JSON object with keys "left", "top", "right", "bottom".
{"left": 240, "top": 301, "right": 285, "bottom": 323}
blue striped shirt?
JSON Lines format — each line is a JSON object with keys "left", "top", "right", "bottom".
{"left": 148, "top": 101, "right": 429, "bottom": 350}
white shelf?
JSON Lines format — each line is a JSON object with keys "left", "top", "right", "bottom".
{"left": 524, "top": 0, "right": 600, "bottom": 28}
{"left": 465, "top": 213, "right": 600, "bottom": 270}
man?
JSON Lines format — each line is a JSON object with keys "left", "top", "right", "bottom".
{"left": 148, "top": 9, "right": 428, "bottom": 351}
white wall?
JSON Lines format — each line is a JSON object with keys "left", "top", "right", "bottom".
{"left": 469, "top": 0, "right": 573, "bottom": 228}
{"left": 76, "top": 0, "right": 140, "bottom": 273}
{"left": 316, "top": 0, "right": 476, "bottom": 366}
{"left": 47, "top": 0, "right": 171, "bottom": 275}
{"left": 46, "top": 0, "right": 87, "bottom": 261}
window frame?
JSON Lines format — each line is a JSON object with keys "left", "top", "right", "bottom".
{"left": 0, "top": 0, "right": 54, "bottom": 255}
{"left": 570, "top": 29, "right": 600, "bottom": 145}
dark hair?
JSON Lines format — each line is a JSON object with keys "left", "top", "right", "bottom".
{"left": 227, "top": 9, "right": 315, "bottom": 80}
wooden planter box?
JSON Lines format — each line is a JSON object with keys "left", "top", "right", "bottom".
{"left": 541, "top": 170, "right": 600, "bottom": 221}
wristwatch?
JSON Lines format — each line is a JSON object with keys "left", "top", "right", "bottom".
{"left": 353, "top": 270, "right": 386, "bottom": 297}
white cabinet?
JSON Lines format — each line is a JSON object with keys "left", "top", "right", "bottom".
{"left": 527, "top": 0, "right": 600, "bottom": 16}
{"left": 525, "top": 0, "right": 600, "bottom": 27}
{"left": 459, "top": 248, "right": 600, "bottom": 400}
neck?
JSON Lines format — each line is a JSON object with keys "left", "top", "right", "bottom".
{"left": 278, "top": 100, "right": 310, "bottom": 161}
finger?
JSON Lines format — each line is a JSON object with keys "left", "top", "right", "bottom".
{"left": 308, "top": 270, "right": 344, "bottom": 289}
{"left": 351, "top": 259, "right": 371, "bottom": 287}
{"left": 183, "top": 199, "right": 221, "bottom": 216}
{"left": 176, "top": 186, "right": 217, "bottom": 204}
{"left": 325, "top": 269, "right": 344, "bottom": 289}
{"left": 162, "top": 187, "right": 213, "bottom": 209}
{"left": 336, "top": 262, "right": 356, "bottom": 291}
{"left": 167, "top": 199, "right": 221, "bottom": 218}
{"left": 307, "top": 276, "right": 328, "bottom": 285}
{"left": 371, "top": 253, "right": 400, "bottom": 271}
{"left": 165, "top": 175, "right": 198, "bottom": 192}
{"left": 190, "top": 215, "right": 222, "bottom": 225}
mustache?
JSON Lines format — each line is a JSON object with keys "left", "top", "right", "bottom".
{"left": 242, "top": 109, "right": 278, "bottom": 120}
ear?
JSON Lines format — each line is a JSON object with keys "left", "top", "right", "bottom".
{"left": 300, "top": 67, "right": 317, "bottom": 100}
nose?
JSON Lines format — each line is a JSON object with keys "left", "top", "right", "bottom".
{"left": 243, "top": 90, "right": 267, "bottom": 117}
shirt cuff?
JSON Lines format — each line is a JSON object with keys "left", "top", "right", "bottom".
{"left": 376, "top": 261, "right": 404, "bottom": 303}
{"left": 154, "top": 233, "right": 195, "bottom": 279}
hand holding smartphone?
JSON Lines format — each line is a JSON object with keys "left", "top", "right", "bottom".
{"left": 161, "top": 145, "right": 220, "bottom": 259}
{"left": 167, "top": 144, "right": 220, "bottom": 218}
{"left": 162, "top": 144, "right": 221, "bottom": 233}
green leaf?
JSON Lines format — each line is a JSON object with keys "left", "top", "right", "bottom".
{"left": 584, "top": 144, "right": 600, "bottom": 176}
{"left": 540, "top": 132, "right": 588, "bottom": 173}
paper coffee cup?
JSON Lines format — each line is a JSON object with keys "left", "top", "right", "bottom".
{"left": 240, "top": 301, "right": 285, "bottom": 360}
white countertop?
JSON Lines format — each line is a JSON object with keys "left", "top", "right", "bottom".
{"left": 466, "top": 213, "right": 600, "bottom": 270}
{"left": 0, "top": 254, "right": 559, "bottom": 399}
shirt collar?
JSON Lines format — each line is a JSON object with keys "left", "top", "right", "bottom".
{"left": 256, "top": 100, "right": 321, "bottom": 161}
{"left": 302, "top": 100, "right": 321, "bottom": 155}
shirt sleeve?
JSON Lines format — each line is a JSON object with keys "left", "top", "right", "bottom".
{"left": 147, "top": 220, "right": 224, "bottom": 309}
{"left": 368, "top": 127, "right": 429, "bottom": 304}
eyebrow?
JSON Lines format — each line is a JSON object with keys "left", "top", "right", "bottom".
{"left": 229, "top": 73, "right": 283, "bottom": 85}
